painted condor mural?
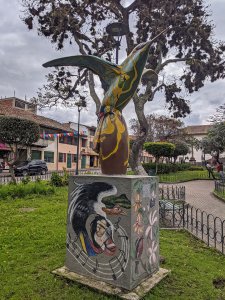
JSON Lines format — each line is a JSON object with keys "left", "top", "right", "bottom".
{"left": 66, "top": 181, "right": 132, "bottom": 282}
{"left": 68, "top": 182, "right": 130, "bottom": 257}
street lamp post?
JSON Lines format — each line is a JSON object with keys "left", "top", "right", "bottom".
{"left": 106, "top": 22, "right": 129, "bottom": 64}
{"left": 75, "top": 100, "right": 86, "bottom": 175}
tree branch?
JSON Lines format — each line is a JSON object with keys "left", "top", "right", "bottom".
{"left": 159, "top": 57, "right": 189, "bottom": 71}
{"left": 155, "top": 46, "right": 163, "bottom": 74}
{"left": 149, "top": 83, "right": 166, "bottom": 102}
{"left": 101, "top": 2, "right": 123, "bottom": 18}
{"left": 88, "top": 72, "right": 101, "bottom": 115}
{"left": 126, "top": 0, "right": 141, "bottom": 12}
{"left": 73, "top": 34, "right": 87, "bottom": 55}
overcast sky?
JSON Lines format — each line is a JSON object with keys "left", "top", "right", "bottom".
{"left": 0, "top": 0, "right": 225, "bottom": 129}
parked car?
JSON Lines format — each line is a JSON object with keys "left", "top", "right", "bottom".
{"left": 14, "top": 160, "right": 48, "bottom": 176}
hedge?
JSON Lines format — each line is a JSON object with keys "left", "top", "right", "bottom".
{"left": 142, "top": 163, "right": 201, "bottom": 174}
{"left": 0, "top": 181, "right": 55, "bottom": 200}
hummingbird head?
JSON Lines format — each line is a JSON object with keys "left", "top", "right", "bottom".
{"left": 121, "top": 40, "right": 152, "bottom": 74}
{"left": 131, "top": 40, "right": 152, "bottom": 54}
{"left": 130, "top": 40, "right": 152, "bottom": 61}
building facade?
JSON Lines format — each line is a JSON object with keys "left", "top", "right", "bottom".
{"left": 0, "top": 97, "right": 100, "bottom": 171}
{"left": 181, "top": 125, "right": 225, "bottom": 164}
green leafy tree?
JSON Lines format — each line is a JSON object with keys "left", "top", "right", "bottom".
{"left": 144, "top": 141, "right": 175, "bottom": 174}
{"left": 171, "top": 140, "right": 189, "bottom": 163}
{"left": 208, "top": 104, "right": 225, "bottom": 123}
{"left": 0, "top": 117, "right": 40, "bottom": 182}
{"left": 201, "top": 123, "right": 225, "bottom": 161}
{"left": 22, "top": 0, "right": 225, "bottom": 174}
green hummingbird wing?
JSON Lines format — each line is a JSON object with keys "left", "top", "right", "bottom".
{"left": 43, "top": 55, "right": 121, "bottom": 91}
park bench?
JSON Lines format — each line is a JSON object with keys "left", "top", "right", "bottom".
{"left": 159, "top": 200, "right": 184, "bottom": 211}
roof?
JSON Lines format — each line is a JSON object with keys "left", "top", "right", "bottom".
{"left": 0, "top": 97, "right": 35, "bottom": 106}
{"left": 185, "top": 125, "right": 212, "bottom": 135}
{"left": 63, "top": 122, "right": 97, "bottom": 130}
{"left": 0, "top": 98, "right": 72, "bottom": 132}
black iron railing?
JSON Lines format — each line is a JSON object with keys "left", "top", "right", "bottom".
{"left": 160, "top": 202, "right": 225, "bottom": 254}
{"left": 0, "top": 169, "right": 101, "bottom": 185}
{"left": 159, "top": 171, "right": 218, "bottom": 183}
{"left": 215, "top": 180, "right": 225, "bottom": 196}
{"left": 159, "top": 185, "right": 185, "bottom": 201}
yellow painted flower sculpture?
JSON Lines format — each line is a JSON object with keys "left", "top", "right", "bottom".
{"left": 43, "top": 40, "right": 153, "bottom": 175}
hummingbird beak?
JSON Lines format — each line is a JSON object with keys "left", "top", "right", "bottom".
{"left": 143, "top": 40, "right": 152, "bottom": 50}
{"left": 145, "top": 27, "right": 169, "bottom": 48}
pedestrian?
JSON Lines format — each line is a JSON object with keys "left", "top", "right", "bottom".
{"left": 216, "top": 162, "right": 224, "bottom": 182}
{"left": 206, "top": 162, "right": 215, "bottom": 179}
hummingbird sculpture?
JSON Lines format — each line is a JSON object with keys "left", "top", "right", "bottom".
{"left": 43, "top": 34, "right": 162, "bottom": 175}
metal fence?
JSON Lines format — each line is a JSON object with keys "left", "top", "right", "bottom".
{"left": 159, "top": 202, "right": 225, "bottom": 254}
{"left": 0, "top": 169, "right": 101, "bottom": 185}
{"left": 215, "top": 180, "right": 225, "bottom": 195}
{"left": 159, "top": 172, "right": 210, "bottom": 183}
{"left": 159, "top": 185, "right": 185, "bottom": 201}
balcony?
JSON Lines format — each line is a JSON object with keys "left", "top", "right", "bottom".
{"left": 33, "top": 138, "right": 48, "bottom": 148}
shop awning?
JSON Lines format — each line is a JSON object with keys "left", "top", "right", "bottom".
{"left": 0, "top": 143, "right": 10, "bottom": 150}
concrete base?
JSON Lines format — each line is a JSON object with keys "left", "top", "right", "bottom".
{"left": 66, "top": 175, "right": 160, "bottom": 290}
{"left": 52, "top": 266, "right": 170, "bottom": 300}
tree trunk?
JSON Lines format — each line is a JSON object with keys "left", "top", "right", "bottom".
{"left": 155, "top": 158, "right": 159, "bottom": 175}
{"left": 9, "top": 164, "right": 16, "bottom": 184}
{"left": 6, "top": 147, "right": 17, "bottom": 184}
{"left": 129, "top": 95, "right": 148, "bottom": 175}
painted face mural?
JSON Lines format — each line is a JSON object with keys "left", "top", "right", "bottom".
{"left": 67, "top": 181, "right": 131, "bottom": 281}
{"left": 90, "top": 215, "right": 116, "bottom": 256}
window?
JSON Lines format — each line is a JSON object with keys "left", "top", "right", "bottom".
{"left": 90, "top": 130, "right": 95, "bottom": 136}
{"left": 67, "top": 136, "right": 73, "bottom": 145}
{"left": 59, "top": 136, "right": 77, "bottom": 145}
{"left": 59, "top": 136, "right": 64, "bottom": 143}
{"left": 89, "top": 141, "right": 94, "bottom": 149}
{"left": 90, "top": 156, "right": 94, "bottom": 167}
{"left": 72, "top": 154, "right": 77, "bottom": 163}
{"left": 44, "top": 151, "right": 54, "bottom": 163}
{"left": 59, "top": 153, "right": 66, "bottom": 163}
{"left": 15, "top": 99, "right": 25, "bottom": 109}
{"left": 31, "top": 150, "right": 42, "bottom": 160}
{"left": 27, "top": 103, "right": 36, "bottom": 113}
{"left": 81, "top": 139, "right": 87, "bottom": 147}
{"left": 44, "top": 129, "right": 55, "bottom": 141}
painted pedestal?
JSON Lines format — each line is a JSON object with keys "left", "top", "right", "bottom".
{"left": 65, "top": 175, "right": 159, "bottom": 291}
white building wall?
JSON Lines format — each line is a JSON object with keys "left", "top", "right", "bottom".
{"left": 184, "top": 133, "right": 225, "bottom": 164}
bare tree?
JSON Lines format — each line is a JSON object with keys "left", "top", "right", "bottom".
{"left": 22, "top": 0, "right": 225, "bottom": 173}
{"left": 130, "top": 114, "right": 186, "bottom": 142}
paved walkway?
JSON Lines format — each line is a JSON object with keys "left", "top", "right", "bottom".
{"left": 177, "top": 180, "right": 225, "bottom": 221}
{"left": 167, "top": 180, "right": 225, "bottom": 253}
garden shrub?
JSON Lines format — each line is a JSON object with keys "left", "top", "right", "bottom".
{"left": 0, "top": 181, "right": 55, "bottom": 200}
{"left": 21, "top": 176, "right": 31, "bottom": 185}
{"left": 187, "top": 165, "right": 204, "bottom": 171}
{"left": 62, "top": 168, "right": 69, "bottom": 186}
{"left": 35, "top": 177, "right": 42, "bottom": 183}
{"left": 50, "top": 170, "right": 70, "bottom": 186}
{"left": 50, "top": 172, "right": 63, "bottom": 187}
{"left": 142, "top": 163, "right": 192, "bottom": 174}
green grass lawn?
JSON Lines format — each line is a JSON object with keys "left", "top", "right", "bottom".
{"left": 1, "top": 187, "right": 225, "bottom": 299}
{"left": 159, "top": 170, "right": 219, "bottom": 183}
{"left": 214, "top": 190, "right": 225, "bottom": 202}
